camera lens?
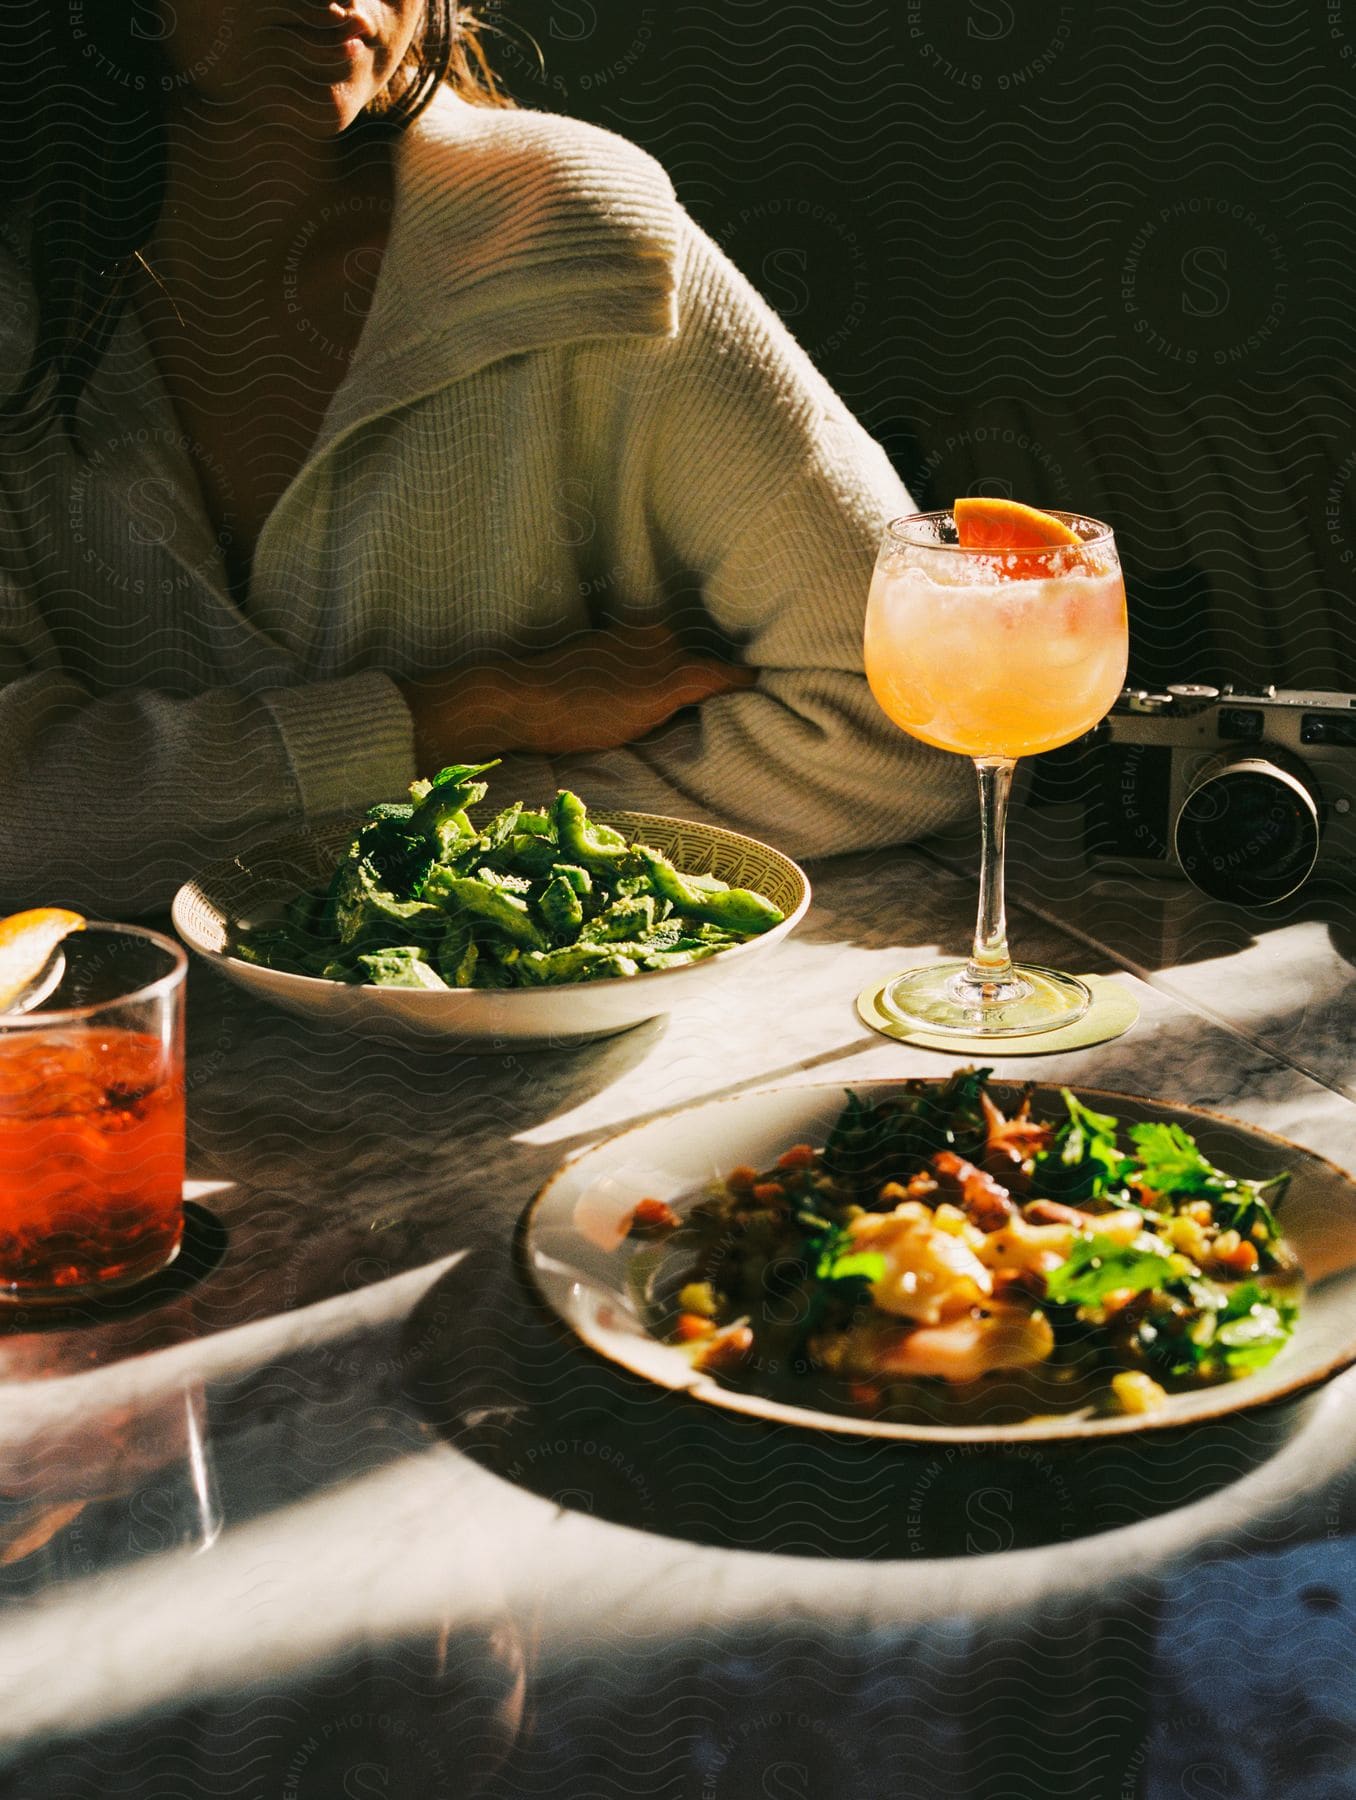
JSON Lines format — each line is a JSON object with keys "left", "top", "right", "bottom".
{"left": 1173, "top": 754, "right": 1321, "bottom": 907}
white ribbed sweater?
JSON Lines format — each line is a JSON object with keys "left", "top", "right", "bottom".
{"left": 0, "top": 92, "right": 968, "bottom": 913}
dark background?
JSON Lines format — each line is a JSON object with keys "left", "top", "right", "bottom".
{"left": 488, "top": 0, "right": 1355, "bottom": 694}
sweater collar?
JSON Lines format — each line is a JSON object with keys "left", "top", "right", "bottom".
{"left": 9, "top": 96, "right": 682, "bottom": 609}
{"left": 319, "top": 92, "right": 681, "bottom": 447}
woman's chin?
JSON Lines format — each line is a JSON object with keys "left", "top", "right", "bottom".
{"left": 172, "top": 58, "right": 387, "bottom": 139}
{"left": 282, "top": 83, "right": 376, "bottom": 138}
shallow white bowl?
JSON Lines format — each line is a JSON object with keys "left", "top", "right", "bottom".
{"left": 172, "top": 810, "right": 810, "bottom": 1050}
{"left": 524, "top": 1079, "right": 1356, "bottom": 1443}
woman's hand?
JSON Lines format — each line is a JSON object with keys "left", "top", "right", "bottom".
{"left": 399, "top": 624, "right": 757, "bottom": 767}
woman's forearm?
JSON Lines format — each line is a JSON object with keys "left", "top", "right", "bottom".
{"left": 397, "top": 626, "right": 755, "bottom": 770}
{"left": 0, "top": 668, "right": 412, "bottom": 915}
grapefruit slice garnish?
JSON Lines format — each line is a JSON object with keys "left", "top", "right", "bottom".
{"left": 0, "top": 908, "right": 85, "bottom": 1013}
{"left": 954, "top": 497, "right": 1081, "bottom": 551}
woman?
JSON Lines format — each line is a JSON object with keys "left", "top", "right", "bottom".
{"left": 0, "top": 3, "right": 967, "bottom": 912}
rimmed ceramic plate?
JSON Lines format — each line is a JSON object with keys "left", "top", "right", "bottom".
{"left": 172, "top": 810, "right": 810, "bottom": 1049}
{"left": 523, "top": 1079, "right": 1356, "bottom": 1443}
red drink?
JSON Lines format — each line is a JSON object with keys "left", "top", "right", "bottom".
{"left": 0, "top": 1029, "right": 185, "bottom": 1296}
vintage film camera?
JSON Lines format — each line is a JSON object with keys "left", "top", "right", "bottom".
{"left": 1033, "top": 685, "right": 1356, "bottom": 907}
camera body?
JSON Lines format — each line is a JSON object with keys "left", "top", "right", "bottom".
{"left": 1039, "top": 684, "right": 1356, "bottom": 906}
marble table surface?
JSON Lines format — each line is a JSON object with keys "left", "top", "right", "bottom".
{"left": 0, "top": 833, "right": 1353, "bottom": 1800}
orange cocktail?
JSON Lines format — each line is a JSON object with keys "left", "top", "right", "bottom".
{"left": 865, "top": 560, "right": 1127, "bottom": 759}
{"left": 864, "top": 502, "right": 1128, "bottom": 1037}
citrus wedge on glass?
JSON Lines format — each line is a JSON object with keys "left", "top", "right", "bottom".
{"left": 0, "top": 909, "right": 85, "bottom": 1013}
{"left": 954, "top": 496, "right": 1083, "bottom": 550}
{"left": 954, "top": 497, "right": 1084, "bottom": 579}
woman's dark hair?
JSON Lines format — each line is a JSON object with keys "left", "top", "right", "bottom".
{"left": 383, "top": 0, "right": 509, "bottom": 121}
{"left": 0, "top": 2, "right": 508, "bottom": 438}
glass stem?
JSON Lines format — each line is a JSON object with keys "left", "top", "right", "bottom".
{"left": 965, "top": 756, "right": 1017, "bottom": 995}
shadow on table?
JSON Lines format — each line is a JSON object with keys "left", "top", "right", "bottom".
{"left": 400, "top": 1247, "right": 1318, "bottom": 1563}
{"left": 185, "top": 949, "right": 669, "bottom": 1191}
{"left": 866, "top": 811, "right": 1356, "bottom": 982}
{"left": 793, "top": 839, "right": 1119, "bottom": 980}
{"left": 0, "top": 1250, "right": 454, "bottom": 1599}
{"left": 0, "top": 1625, "right": 529, "bottom": 1800}
{"left": 1327, "top": 915, "right": 1356, "bottom": 970}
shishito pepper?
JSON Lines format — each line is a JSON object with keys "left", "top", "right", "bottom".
{"left": 551, "top": 789, "right": 635, "bottom": 874}
{"left": 630, "top": 846, "right": 783, "bottom": 934}
{"left": 422, "top": 869, "right": 549, "bottom": 949}
{"left": 234, "top": 774, "right": 788, "bottom": 991}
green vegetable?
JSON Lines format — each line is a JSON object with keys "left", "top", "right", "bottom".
{"left": 822, "top": 1070, "right": 990, "bottom": 1195}
{"left": 1145, "top": 1280, "right": 1300, "bottom": 1381}
{"left": 434, "top": 922, "right": 478, "bottom": 988}
{"left": 423, "top": 870, "right": 548, "bottom": 948}
{"left": 1033, "top": 1091, "right": 1130, "bottom": 1204}
{"left": 552, "top": 790, "right": 635, "bottom": 874}
{"left": 537, "top": 874, "right": 584, "bottom": 939}
{"left": 506, "top": 833, "right": 560, "bottom": 877}
{"left": 1044, "top": 1231, "right": 1176, "bottom": 1307}
{"left": 355, "top": 947, "right": 449, "bottom": 990}
{"left": 580, "top": 894, "right": 657, "bottom": 944}
{"left": 549, "top": 863, "right": 593, "bottom": 899}
{"left": 631, "top": 846, "right": 783, "bottom": 934}
{"left": 1125, "top": 1120, "right": 1286, "bottom": 1244}
{"left": 1212, "top": 1283, "right": 1298, "bottom": 1371}
{"left": 234, "top": 774, "right": 786, "bottom": 992}
{"left": 331, "top": 856, "right": 444, "bottom": 946}
{"left": 479, "top": 801, "right": 523, "bottom": 853}
{"left": 354, "top": 809, "right": 435, "bottom": 898}
{"left": 517, "top": 945, "right": 639, "bottom": 983}
{"left": 232, "top": 924, "right": 319, "bottom": 976}
{"left": 405, "top": 762, "right": 496, "bottom": 857}
{"left": 818, "top": 1247, "right": 886, "bottom": 1284}
{"left": 773, "top": 1215, "right": 884, "bottom": 1362}
{"left": 1222, "top": 1175, "right": 1288, "bottom": 1247}
{"left": 475, "top": 866, "right": 532, "bottom": 896}
{"left": 413, "top": 759, "right": 499, "bottom": 809}
{"left": 1126, "top": 1121, "right": 1224, "bottom": 1192}
{"left": 633, "top": 943, "right": 722, "bottom": 971}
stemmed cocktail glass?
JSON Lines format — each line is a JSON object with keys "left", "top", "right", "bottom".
{"left": 864, "top": 507, "right": 1128, "bottom": 1036}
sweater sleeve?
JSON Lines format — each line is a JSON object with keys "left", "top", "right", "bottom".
{"left": 0, "top": 562, "right": 414, "bottom": 916}
{"left": 507, "top": 219, "right": 973, "bottom": 860}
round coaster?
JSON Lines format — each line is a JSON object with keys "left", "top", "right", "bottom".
{"left": 856, "top": 972, "right": 1139, "bottom": 1056}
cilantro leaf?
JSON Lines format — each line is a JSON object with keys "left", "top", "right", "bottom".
{"left": 785, "top": 1224, "right": 883, "bottom": 1368}
{"left": 1044, "top": 1231, "right": 1176, "bottom": 1307}
{"left": 1033, "top": 1091, "right": 1130, "bottom": 1203}
{"left": 1219, "top": 1174, "right": 1288, "bottom": 1246}
{"left": 1153, "top": 1280, "right": 1298, "bottom": 1380}
{"left": 896, "top": 1066, "right": 992, "bottom": 1163}
{"left": 801, "top": 1218, "right": 884, "bottom": 1287}
{"left": 821, "top": 1091, "right": 880, "bottom": 1185}
{"left": 818, "top": 1248, "right": 886, "bottom": 1285}
{"left": 1126, "top": 1121, "right": 1288, "bottom": 1244}
{"left": 1127, "top": 1122, "right": 1231, "bottom": 1194}
{"left": 1213, "top": 1280, "right": 1298, "bottom": 1369}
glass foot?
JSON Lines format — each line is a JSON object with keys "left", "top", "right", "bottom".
{"left": 880, "top": 961, "right": 1091, "bottom": 1038}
